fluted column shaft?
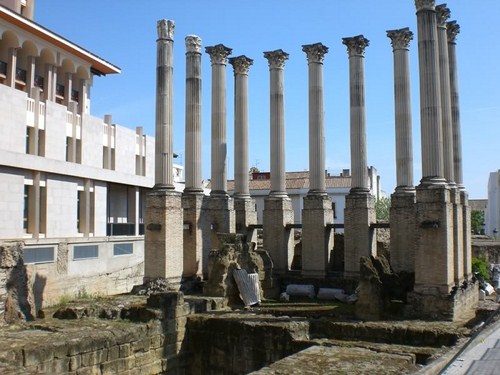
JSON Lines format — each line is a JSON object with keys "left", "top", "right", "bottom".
{"left": 387, "top": 28, "right": 414, "bottom": 190}
{"left": 155, "top": 19, "right": 175, "bottom": 189}
{"left": 264, "top": 50, "right": 289, "bottom": 196}
{"left": 185, "top": 35, "right": 203, "bottom": 193}
{"left": 415, "top": 0, "right": 444, "bottom": 182}
{"left": 437, "top": 4, "right": 454, "bottom": 184}
{"left": 303, "top": 43, "right": 328, "bottom": 194}
{"left": 447, "top": 21, "right": 464, "bottom": 189}
{"left": 206, "top": 44, "right": 232, "bottom": 195}
{"left": 342, "top": 36, "right": 370, "bottom": 193}
{"left": 230, "top": 56, "right": 253, "bottom": 197}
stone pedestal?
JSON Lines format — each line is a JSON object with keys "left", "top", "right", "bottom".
{"left": 182, "top": 193, "right": 210, "bottom": 279}
{"left": 301, "top": 194, "right": 334, "bottom": 277}
{"left": 414, "top": 186, "right": 454, "bottom": 295}
{"left": 343, "top": 194, "right": 376, "bottom": 278}
{"left": 389, "top": 191, "right": 416, "bottom": 273}
{"left": 234, "top": 197, "right": 258, "bottom": 244}
{"left": 208, "top": 194, "right": 235, "bottom": 252}
{"left": 450, "top": 188, "right": 464, "bottom": 286}
{"left": 144, "top": 190, "right": 183, "bottom": 286}
{"left": 263, "top": 196, "right": 294, "bottom": 275}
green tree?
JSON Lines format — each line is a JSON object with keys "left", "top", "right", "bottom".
{"left": 375, "top": 196, "right": 391, "bottom": 222}
{"left": 471, "top": 210, "right": 485, "bottom": 235}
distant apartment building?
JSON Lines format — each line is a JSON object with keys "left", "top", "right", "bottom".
{"left": 0, "top": 1, "right": 186, "bottom": 304}
{"left": 227, "top": 167, "right": 382, "bottom": 225}
{"left": 486, "top": 170, "right": 500, "bottom": 238}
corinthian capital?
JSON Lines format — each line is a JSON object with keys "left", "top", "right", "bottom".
{"left": 302, "top": 42, "right": 329, "bottom": 64}
{"left": 436, "top": 4, "right": 451, "bottom": 27}
{"left": 386, "top": 27, "right": 413, "bottom": 51}
{"left": 263, "top": 49, "right": 289, "bottom": 69}
{"left": 342, "top": 35, "right": 369, "bottom": 57}
{"left": 415, "top": 0, "right": 435, "bottom": 12}
{"left": 157, "top": 19, "right": 175, "bottom": 41}
{"left": 185, "top": 35, "right": 202, "bottom": 54}
{"left": 446, "top": 21, "right": 460, "bottom": 43}
{"left": 229, "top": 55, "right": 254, "bottom": 75}
{"left": 205, "top": 44, "right": 232, "bottom": 65}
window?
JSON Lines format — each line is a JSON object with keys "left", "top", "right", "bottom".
{"left": 73, "top": 245, "right": 98, "bottom": 260}
{"left": 113, "top": 243, "right": 133, "bottom": 256}
{"left": 24, "top": 247, "right": 54, "bottom": 264}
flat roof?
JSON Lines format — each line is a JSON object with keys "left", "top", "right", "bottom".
{"left": 0, "top": 5, "right": 120, "bottom": 75}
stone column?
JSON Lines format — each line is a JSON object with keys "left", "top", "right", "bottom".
{"left": 205, "top": 44, "right": 235, "bottom": 251}
{"left": 6, "top": 47, "right": 17, "bottom": 88}
{"left": 144, "top": 19, "right": 183, "bottom": 287}
{"left": 448, "top": 20, "right": 471, "bottom": 281}
{"left": 436, "top": 4, "right": 454, "bottom": 185}
{"left": 263, "top": 50, "right": 294, "bottom": 277}
{"left": 387, "top": 28, "right": 417, "bottom": 273}
{"left": 342, "top": 35, "right": 376, "bottom": 278}
{"left": 229, "top": 55, "right": 258, "bottom": 242}
{"left": 301, "top": 43, "right": 333, "bottom": 277}
{"left": 415, "top": 0, "right": 444, "bottom": 184}
{"left": 183, "top": 35, "right": 209, "bottom": 279}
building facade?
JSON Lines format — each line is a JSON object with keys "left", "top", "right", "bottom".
{"left": 0, "top": 1, "right": 188, "bottom": 305}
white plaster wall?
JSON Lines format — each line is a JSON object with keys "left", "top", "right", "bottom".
{"left": 486, "top": 171, "right": 500, "bottom": 237}
{"left": 93, "top": 181, "right": 107, "bottom": 236}
{"left": 81, "top": 113, "right": 104, "bottom": 168}
{"left": 114, "top": 124, "right": 136, "bottom": 175}
{"left": 44, "top": 101, "right": 68, "bottom": 161}
{"left": 0, "top": 85, "right": 27, "bottom": 153}
{"left": 145, "top": 135, "right": 155, "bottom": 179}
{"left": 0, "top": 169, "right": 25, "bottom": 239}
{"left": 45, "top": 176, "right": 79, "bottom": 237}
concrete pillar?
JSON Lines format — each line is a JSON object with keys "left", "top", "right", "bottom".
{"left": 436, "top": 4, "right": 454, "bottom": 185}
{"left": 301, "top": 43, "right": 333, "bottom": 277}
{"left": 229, "top": 55, "right": 258, "bottom": 242}
{"left": 29, "top": 87, "right": 41, "bottom": 156}
{"left": 6, "top": 47, "right": 17, "bottom": 88}
{"left": 263, "top": 49, "right": 294, "bottom": 275}
{"left": 134, "top": 187, "right": 140, "bottom": 236}
{"left": 144, "top": 19, "right": 183, "bottom": 286}
{"left": 205, "top": 44, "right": 235, "bottom": 251}
{"left": 28, "top": 171, "right": 41, "bottom": 239}
{"left": 342, "top": 35, "right": 370, "bottom": 193}
{"left": 154, "top": 19, "right": 175, "bottom": 189}
{"left": 184, "top": 35, "right": 203, "bottom": 193}
{"left": 78, "top": 78, "right": 89, "bottom": 114}
{"left": 68, "top": 101, "right": 78, "bottom": 163}
{"left": 104, "top": 114, "right": 113, "bottom": 169}
{"left": 206, "top": 44, "right": 232, "bottom": 195}
{"left": 387, "top": 27, "right": 417, "bottom": 273}
{"left": 183, "top": 35, "right": 209, "bottom": 279}
{"left": 26, "top": 55, "right": 36, "bottom": 95}
{"left": 64, "top": 72, "right": 73, "bottom": 106}
{"left": 447, "top": 21, "right": 464, "bottom": 189}
{"left": 415, "top": 0, "right": 445, "bottom": 184}
{"left": 342, "top": 35, "right": 376, "bottom": 278}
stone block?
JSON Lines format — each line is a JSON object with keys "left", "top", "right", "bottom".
{"left": 389, "top": 192, "right": 416, "bottom": 273}
{"left": 133, "top": 351, "right": 154, "bottom": 367}
{"left": 107, "top": 346, "right": 120, "bottom": 362}
{"left": 100, "top": 358, "right": 130, "bottom": 374}
{"left": 69, "top": 354, "right": 82, "bottom": 371}
{"left": 23, "top": 345, "right": 54, "bottom": 367}
{"left": 119, "top": 344, "right": 131, "bottom": 358}
{"left": 81, "top": 349, "right": 108, "bottom": 367}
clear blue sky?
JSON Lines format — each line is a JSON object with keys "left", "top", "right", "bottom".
{"left": 36, "top": 0, "right": 499, "bottom": 199}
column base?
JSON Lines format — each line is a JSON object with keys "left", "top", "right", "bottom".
{"left": 234, "top": 197, "right": 258, "bottom": 244}
{"left": 301, "top": 194, "right": 334, "bottom": 278}
{"left": 144, "top": 189, "right": 183, "bottom": 280}
{"left": 208, "top": 194, "right": 235, "bottom": 252}
{"left": 343, "top": 193, "right": 376, "bottom": 278}
{"left": 389, "top": 191, "right": 416, "bottom": 273}
{"left": 263, "top": 196, "right": 294, "bottom": 275}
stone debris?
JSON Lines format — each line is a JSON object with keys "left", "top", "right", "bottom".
{"left": 130, "top": 277, "right": 176, "bottom": 296}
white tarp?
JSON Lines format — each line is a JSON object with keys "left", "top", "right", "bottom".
{"left": 233, "top": 269, "right": 261, "bottom": 307}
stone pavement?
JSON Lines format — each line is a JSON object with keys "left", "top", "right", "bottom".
{"left": 441, "top": 308, "right": 500, "bottom": 375}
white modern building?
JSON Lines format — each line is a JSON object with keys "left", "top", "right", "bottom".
{"left": 486, "top": 170, "right": 500, "bottom": 238}
{"left": 0, "top": 0, "right": 188, "bottom": 305}
{"left": 227, "top": 167, "right": 382, "bottom": 226}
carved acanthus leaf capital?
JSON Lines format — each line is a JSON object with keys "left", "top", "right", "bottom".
{"left": 342, "top": 35, "right": 369, "bottom": 57}
{"left": 386, "top": 27, "right": 413, "bottom": 50}
{"left": 185, "top": 35, "right": 202, "bottom": 54}
{"left": 229, "top": 55, "right": 254, "bottom": 75}
{"left": 205, "top": 44, "right": 232, "bottom": 65}
{"left": 157, "top": 19, "right": 175, "bottom": 41}
{"left": 415, "top": 0, "right": 435, "bottom": 12}
{"left": 302, "top": 42, "right": 329, "bottom": 64}
{"left": 263, "top": 49, "right": 289, "bottom": 69}
{"left": 446, "top": 21, "right": 460, "bottom": 43}
{"left": 436, "top": 4, "right": 451, "bottom": 27}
